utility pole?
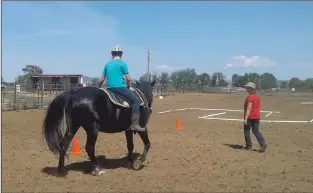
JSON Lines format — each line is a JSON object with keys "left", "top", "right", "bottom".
{"left": 147, "top": 49, "right": 150, "bottom": 82}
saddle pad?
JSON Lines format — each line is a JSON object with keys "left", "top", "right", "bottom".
{"left": 100, "top": 87, "right": 145, "bottom": 108}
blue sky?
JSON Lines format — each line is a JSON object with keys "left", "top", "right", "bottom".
{"left": 2, "top": 1, "right": 313, "bottom": 82}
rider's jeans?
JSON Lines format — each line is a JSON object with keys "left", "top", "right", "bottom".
{"left": 107, "top": 87, "right": 140, "bottom": 113}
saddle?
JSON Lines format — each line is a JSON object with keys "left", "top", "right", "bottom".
{"left": 100, "top": 87, "right": 147, "bottom": 108}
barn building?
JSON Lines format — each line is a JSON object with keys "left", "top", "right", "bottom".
{"left": 31, "top": 74, "right": 84, "bottom": 91}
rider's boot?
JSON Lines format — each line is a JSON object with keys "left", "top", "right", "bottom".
{"left": 130, "top": 113, "right": 146, "bottom": 132}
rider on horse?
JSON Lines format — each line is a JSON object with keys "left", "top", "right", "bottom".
{"left": 98, "top": 46, "right": 146, "bottom": 132}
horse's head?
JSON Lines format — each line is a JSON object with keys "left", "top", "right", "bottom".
{"left": 132, "top": 80, "right": 156, "bottom": 113}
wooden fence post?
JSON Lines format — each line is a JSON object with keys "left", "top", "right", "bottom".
{"left": 13, "top": 79, "right": 17, "bottom": 110}
{"left": 1, "top": 86, "right": 4, "bottom": 110}
{"left": 37, "top": 83, "right": 40, "bottom": 109}
{"left": 40, "top": 78, "right": 44, "bottom": 109}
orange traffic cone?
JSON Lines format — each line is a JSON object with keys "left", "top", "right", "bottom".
{"left": 72, "top": 137, "right": 81, "bottom": 155}
{"left": 176, "top": 120, "right": 181, "bottom": 130}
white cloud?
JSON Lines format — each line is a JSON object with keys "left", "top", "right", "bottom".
{"left": 224, "top": 55, "right": 277, "bottom": 69}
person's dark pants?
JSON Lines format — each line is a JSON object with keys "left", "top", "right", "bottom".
{"left": 107, "top": 87, "right": 140, "bottom": 113}
{"left": 244, "top": 119, "right": 265, "bottom": 147}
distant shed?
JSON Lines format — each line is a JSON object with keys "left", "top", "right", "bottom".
{"left": 31, "top": 74, "right": 83, "bottom": 91}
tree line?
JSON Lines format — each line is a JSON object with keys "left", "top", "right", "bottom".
{"left": 2, "top": 65, "right": 312, "bottom": 91}
{"left": 139, "top": 69, "right": 313, "bottom": 91}
{"left": 139, "top": 68, "right": 228, "bottom": 87}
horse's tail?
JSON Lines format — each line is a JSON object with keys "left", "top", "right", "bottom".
{"left": 42, "top": 91, "right": 70, "bottom": 156}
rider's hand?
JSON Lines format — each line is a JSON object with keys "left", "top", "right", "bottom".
{"left": 126, "top": 81, "right": 131, "bottom": 88}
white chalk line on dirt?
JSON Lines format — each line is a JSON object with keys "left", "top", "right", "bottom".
{"left": 189, "top": 108, "right": 280, "bottom": 113}
{"left": 199, "top": 112, "right": 226, "bottom": 119}
{"left": 158, "top": 108, "right": 280, "bottom": 114}
{"left": 200, "top": 117, "right": 312, "bottom": 124}
{"left": 301, "top": 102, "right": 313, "bottom": 105}
{"left": 158, "top": 108, "right": 189, "bottom": 114}
{"left": 310, "top": 119, "right": 313, "bottom": 123}
{"left": 265, "top": 112, "right": 273, "bottom": 117}
{"left": 158, "top": 110, "right": 173, "bottom": 114}
{"left": 174, "top": 108, "right": 189, "bottom": 112}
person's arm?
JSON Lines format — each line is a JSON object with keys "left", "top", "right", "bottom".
{"left": 121, "top": 62, "right": 131, "bottom": 87}
{"left": 244, "top": 96, "right": 253, "bottom": 123}
{"left": 98, "top": 65, "right": 106, "bottom": 88}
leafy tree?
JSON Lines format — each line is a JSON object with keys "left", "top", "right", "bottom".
{"left": 280, "top": 81, "right": 288, "bottom": 89}
{"left": 159, "top": 72, "right": 170, "bottom": 85}
{"left": 18, "top": 64, "right": 43, "bottom": 84}
{"left": 260, "top": 73, "right": 277, "bottom": 89}
{"left": 238, "top": 73, "right": 249, "bottom": 86}
{"left": 289, "top": 77, "right": 304, "bottom": 88}
{"left": 212, "top": 72, "right": 226, "bottom": 86}
{"left": 218, "top": 79, "right": 228, "bottom": 86}
{"left": 170, "top": 68, "right": 197, "bottom": 86}
{"left": 170, "top": 71, "right": 180, "bottom": 86}
{"left": 197, "top": 73, "right": 211, "bottom": 85}
{"left": 232, "top": 72, "right": 261, "bottom": 88}
{"left": 151, "top": 73, "right": 159, "bottom": 83}
{"left": 248, "top": 73, "right": 260, "bottom": 82}
{"left": 232, "top": 74, "right": 240, "bottom": 85}
{"left": 139, "top": 73, "right": 151, "bottom": 82}
{"left": 181, "top": 68, "right": 197, "bottom": 85}
{"left": 304, "top": 78, "right": 313, "bottom": 91}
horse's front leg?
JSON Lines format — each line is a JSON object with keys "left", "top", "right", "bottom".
{"left": 125, "top": 129, "right": 134, "bottom": 168}
{"left": 133, "top": 127, "right": 151, "bottom": 170}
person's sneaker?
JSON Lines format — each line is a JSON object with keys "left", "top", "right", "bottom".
{"left": 258, "top": 143, "right": 267, "bottom": 153}
{"left": 244, "top": 146, "right": 252, "bottom": 150}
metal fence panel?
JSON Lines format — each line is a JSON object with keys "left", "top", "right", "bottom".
{"left": 2, "top": 83, "right": 312, "bottom": 111}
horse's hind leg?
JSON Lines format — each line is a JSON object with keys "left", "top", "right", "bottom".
{"left": 125, "top": 129, "right": 134, "bottom": 167}
{"left": 133, "top": 128, "right": 151, "bottom": 170}
{"left": 84, "top": 122, "right": 105, "bottom": 176}
{"left": 57, "top": 121, "right": 80, "bottom": 177}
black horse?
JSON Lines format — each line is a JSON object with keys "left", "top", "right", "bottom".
{"left": 42, "top": 80, "right": 155, "bottom": 176}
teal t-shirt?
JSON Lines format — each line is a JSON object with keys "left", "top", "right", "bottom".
{"left": 102, "top": 59, "right": 129, "bottom": 88}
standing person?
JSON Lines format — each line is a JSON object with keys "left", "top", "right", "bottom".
{"left": 97, "top": 46, "right": 146, "bottom": 132}
{"left": 243, "top": 82, "right": 267, "bottom": 152}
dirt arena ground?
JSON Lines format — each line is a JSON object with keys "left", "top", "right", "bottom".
{"left": 2, "top": 93, "right": 313, "bottom": 192}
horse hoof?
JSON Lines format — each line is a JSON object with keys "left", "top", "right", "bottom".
{"left": 132, "top": 155, "right": 143, "bottom": 171}
{"left": 126, "top": 161, "right": 133, "bottom": 169}
{"left": 57, "top": 169, "right": 68, "bottom": 177}
{"left": 91, "top": 167, "right": 106, "bottom": 176}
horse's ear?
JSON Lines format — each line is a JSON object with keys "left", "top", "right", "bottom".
{"left": 151, "top": 80, "right": 156, "bottom": 87}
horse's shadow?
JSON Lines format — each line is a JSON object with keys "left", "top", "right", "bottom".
{"left": 41, "top": 153, "right": 141, "bottom": 177}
